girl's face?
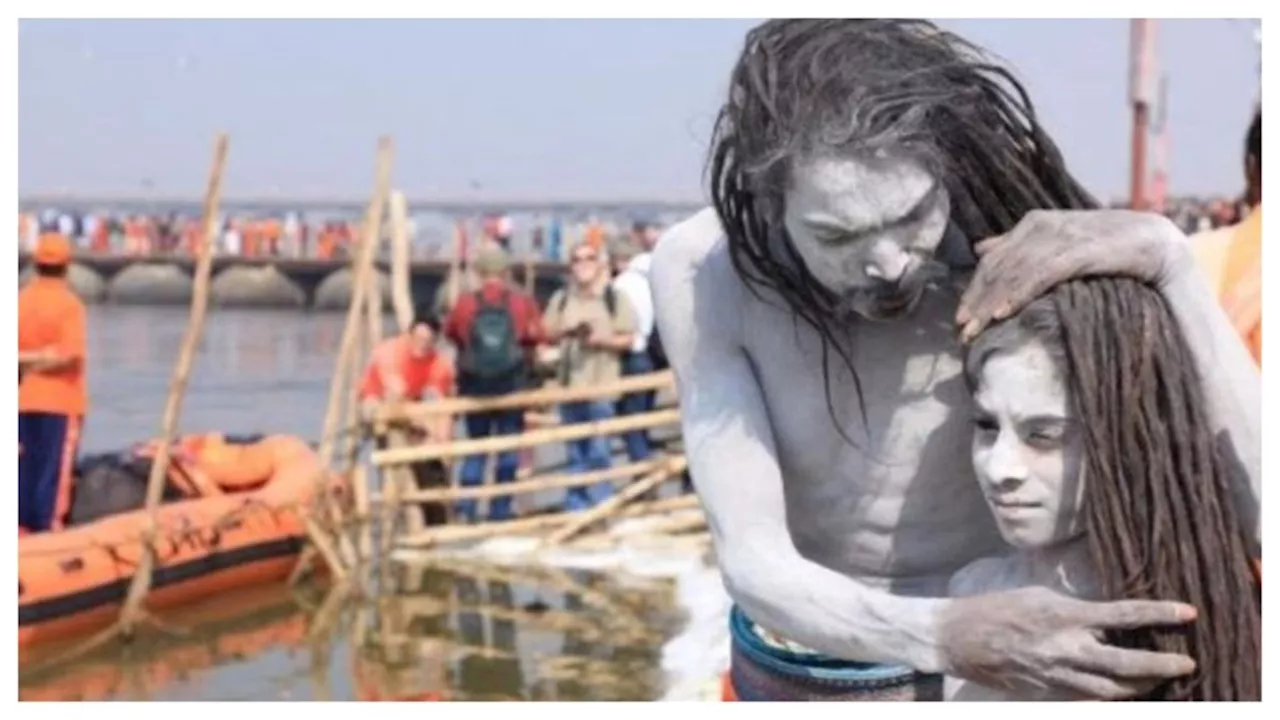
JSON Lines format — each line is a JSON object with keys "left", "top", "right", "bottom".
{"left": 970, "top": 339, "right": 1087, "bottom": 549}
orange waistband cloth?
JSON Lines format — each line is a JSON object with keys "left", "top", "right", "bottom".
{"left": 722, "top": 672, "right": 737, "bottom": 701}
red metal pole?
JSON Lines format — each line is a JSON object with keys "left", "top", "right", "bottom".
{"left": 1129, "top": 19, "right": 1156, "bottom": 211}
{"left": 1150, "top": 74, "right": 1170, "bottom": 213}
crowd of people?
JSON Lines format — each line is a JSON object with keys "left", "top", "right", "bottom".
{"left": 354, "top": 219, "right": 670, "bottom": 524}
{"left": 17, "top": 210, "right": 392, "bottom": 261}
{"left": 15, "top": 207, "right": 632, "bottom": 264}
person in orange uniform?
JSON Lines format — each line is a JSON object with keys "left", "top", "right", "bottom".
{"left": 1191, "top": 110, "right": 1262, "bottom": 586}
{"left": 358, "top": 309, "right": 456, "bottom": 526}
{"left": 1192, "top": 110, "right": 1261, "bottom": 366}
{"left": 18, "top": 233, "right": 89, "bottom": 533}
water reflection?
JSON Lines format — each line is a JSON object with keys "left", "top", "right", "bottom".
{"left": 355, "top": 561, "right": 680, "bottom": 701}
{"left": 19, "top": 561, "right": 684, "bottom": 701}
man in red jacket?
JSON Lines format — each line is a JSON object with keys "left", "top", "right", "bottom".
{"left": 444, "top": 244, "right": 544, "bottom": 521}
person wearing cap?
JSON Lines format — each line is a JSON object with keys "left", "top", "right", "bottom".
{"left": 18, "top": 233, "right": 89, "bottom": 533}
{"left": 444, "top": 242, "right": 544, "bottom": 522}
{"left": 358, "top": 308, "right": 457, "bottom": 527}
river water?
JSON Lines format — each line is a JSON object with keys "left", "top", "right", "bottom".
{"left": 18, "top": 305, "right": 703, "bottom": 701}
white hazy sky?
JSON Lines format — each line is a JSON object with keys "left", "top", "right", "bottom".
{"left": 18, "top": 18, "right": 1260, "bottom": 201}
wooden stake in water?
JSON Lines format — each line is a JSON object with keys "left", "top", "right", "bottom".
{"left": 299, "top": 135, "right": 394, "bottom": 580}
{"left": 119, "top": 132, "right": 231, "bottom": 636}
{"left": 388, "top": 190, "right": 413, "bottom": 332}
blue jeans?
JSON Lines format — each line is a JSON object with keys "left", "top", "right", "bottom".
{"left": 457, "top": 410, "right": 524, "bottom": 522}
{"left": 19, "top": 412, "right": 79, "bottom": 532}
{"left": 618, "top": 352, "right": 656, "bottom": 462}
{"left": 559, "top": 400, "right": 615, "bottom": 511}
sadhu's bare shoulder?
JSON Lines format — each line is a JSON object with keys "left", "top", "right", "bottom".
{"left": 651, "top": 207, "right": 730, "bottom": 284}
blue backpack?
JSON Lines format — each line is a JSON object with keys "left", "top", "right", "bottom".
{"left": 460, "top": 290, "right": 524, "bottom": 382}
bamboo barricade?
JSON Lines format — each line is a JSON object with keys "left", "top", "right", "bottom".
{"left": 378, "top": 370, "right": 675, "bottom": 422}
{"left": 364, "top": 367, "right": 698, "bottom": 555}
{"left": 374, "top": 408, "right": 680, "bottom": 467}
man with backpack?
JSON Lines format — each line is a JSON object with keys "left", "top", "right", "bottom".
{"left": 444, "top": 244, "right": 544, "bottom": 522}
{"left": 544, "top": 241, "right": 638, "bottom": 511}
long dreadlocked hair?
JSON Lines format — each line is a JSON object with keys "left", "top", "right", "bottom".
{"left": 966, "top": 277, "right": 1261, "bottom": 701}
{"left": 708, "top": 19, "right": 1097, "bottom": 438}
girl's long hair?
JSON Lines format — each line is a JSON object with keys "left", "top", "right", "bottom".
{"left": 967, "top": 277, "right": 1261, "bottom": 700}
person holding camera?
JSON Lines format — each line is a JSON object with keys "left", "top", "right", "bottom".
{"left": 543, "top": 241, "right": 637, "bottom": 511}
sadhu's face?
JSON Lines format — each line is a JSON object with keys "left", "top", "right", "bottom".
{"left": 783, "top": 153, "right": 950, "bottom": 322}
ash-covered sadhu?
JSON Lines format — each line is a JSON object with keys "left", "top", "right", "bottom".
{"left": 649, "top": 18, "right": 1261, "bottom": 701}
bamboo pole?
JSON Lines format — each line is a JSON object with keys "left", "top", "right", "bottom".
{"left": 610, "top": 492, "right": 700, "bottom": 516}
{"left": 389, "top": 457, "right": 663, "bottom": 504}
{"left": 397, "top": 510, "right": 575, "bottom": 547}
{"left": 628, "top": 512, "right": 707, "bottom": 537}
{"left": 346, "top": 174, "right": 392, "bottom": 561}
{"left": 363, "top": 226, "right": 385, "bottom": 349}
{"left": 319, "top": 136, "right": 393, "bottom": 470}
{"left": 375, "top": 189, "right": 419, "bottom": 558}
{"left": 543, "top": 460, "right": 684, "bottom": 546}
{"left": 332, "top": 499, "right": 705, "bottom": 546}
{"left": 388, "top": 190, "right": 413, "bottom": 332}
{"left": 336, "top": 305, "right": 367, "bottom": 567}
{"left": 374, "top": 408, "right": 681, "bottom": 466}
{"left": 304, "top": 516, "right": 350, "bottom": 584}
{"left": 338, "top": 160, "right": 391, "bottom": 466}
{"left": 377, "top": 429, "right": 408, "bottom": 565}
{"left": 524, "top": 410, "right": 559, "bottom": 428}
{"left": 299, "top": 135, "right": 394, "bottom": 581}
{"left": 115, "top": 133, "right": 230, "bottom": 638}
{"left": 382, "top": 369, "right": 674, "bottom": 420}
{"left": 396, "top": 478, "right": 688, "bottom": 549}
{"left": 350, "top": 466, "right": 374, "bottom": 561}
{"left": 338, "top": 458, "right": 672, "bottom": 527}
{"left": 393, "top": 431, "right": 427, "bottom": 538}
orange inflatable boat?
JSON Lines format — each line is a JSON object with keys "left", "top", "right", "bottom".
{"left": 19, "top": 433, "right": 347, "bottom": 652}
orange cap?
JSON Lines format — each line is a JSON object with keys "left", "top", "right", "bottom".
{"left": 33, "top": 232, "right": 72, "bottom": 266}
